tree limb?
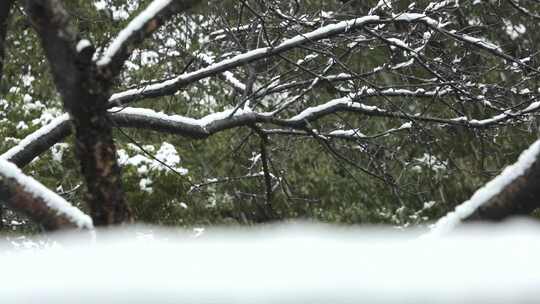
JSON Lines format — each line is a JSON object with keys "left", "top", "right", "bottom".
{"left": 4, "top": 91, "right": 540, "bottom": 169}
{"left": 0, "top": 158, "right": 93, "bottom": 230}
{"left": 108, "top": 15, "right": 381, "bottom": 106}
{"left": 428, "top": 140, "right": 540, "bottom": 236}
{"left": 97, "top": 0, "right": 201, "bottom": 74}
{"left": 467, "top": 149, "right": 540, "bottom": 221}
{"left": 1, "top": 114, "right": 71, "bottom": 168}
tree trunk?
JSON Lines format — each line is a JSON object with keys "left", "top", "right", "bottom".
{"left": 25, "top": 0, "right": 131, "bottom": 225}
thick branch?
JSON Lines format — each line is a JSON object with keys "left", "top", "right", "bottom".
{"left": 467, "top": 151, "right": 540, "bottom": 221}
{"left": 5, "top": 92, "right": 540, "bottom": 169}
{"left": 97, "top": 0, "right": 201, "bottom": 74}
{"left": 0, "top": 158, "right": 93, "bottom": 230}
{"left": 1, "top": 114, "right": 71, "bottom": 168}
{"left": 429, "top": 140, "right": 540, "bottom": 236}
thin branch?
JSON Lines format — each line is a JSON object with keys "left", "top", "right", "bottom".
{"left": 108, "top": 15, "right": 381, "bottom": 106}
{"left": 252, "top": 126, "right": 276, "bottom": 218}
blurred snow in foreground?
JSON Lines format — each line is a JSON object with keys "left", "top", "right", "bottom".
{"left": 1, "top": 220, "right": 540, "bottom": 303}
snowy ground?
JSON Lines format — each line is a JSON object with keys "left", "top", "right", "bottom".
{"left": 1, "top": 220, "right": 539, "bottom": 303}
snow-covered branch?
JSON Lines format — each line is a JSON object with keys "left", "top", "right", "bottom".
{"left": 97, "top": 0, "right": 201, "bottom": 71}
{"left": 263, "top": 122, "right": 412, "bottom": 141}
{"left": 428, "top": 139, "right": 540, "bottom": 236}
{"left": 508, "top": 0, "right": 540, "bottom": 20}
{"left": 196, "top": 53, "right": 246, "bottom": 92}
{"left": 1, "top": 114, "right": 71, "bottom": 168}
{"left": 108, "top": 15, "right": 381, "bottom": 105}
{"left": 5, "top": 92, "right": 539, "bottom": 170}
{"left": 0, "top": 158, "right": 93, "bottom": 230}
{"left": 394, "top": 13, "right": 538, "bottom": 73}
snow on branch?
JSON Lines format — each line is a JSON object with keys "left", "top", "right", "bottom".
{"left": 97, "top": 0, "right": 200, "bottom": 69}
{"left": 394, "top": 12, "right": 539, "bottom": 73}
{"left": 107, "top": 11, "right": 532, "bottom": 106}
{"left": 196, "top": 53, "right": 246, "bottom": 92}
{"left": 0, "top": 158, "right": 93, "bottom": 230}
{"left": 110, "top": 106, "right": 263, "bottom": 137}
{"left": 427, "top": 139, "right": 540, "bottom": 237}
{"left": 508, "top": 0, "right": 540, "bottom": 20}
{"left": 108, "top": 15, "right": 381, "bottom": 105}
{"left": 7, "top": 91, "right": 539, "bottom": 169}
{"left": 1, "top": 114, "right": 71, "bottom": 167}
{"left": 98, "top": 0, "right": 172, "bottom": 66}
{"left": 264, "top": 122, "right": 412, "bottom": 141}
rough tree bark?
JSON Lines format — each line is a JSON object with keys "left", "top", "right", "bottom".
{"left": 0, "top": 158, "right": 93, "bottom": 230}
{"left": 25, "top": 0, "right": 131, "bottom": 225}
{"left": 466, "top": 153, "right": 540, "bottom": 221}
{"left": 0, "top": 184, "right": 75, "bottom": 230}
{"left": 0, "top": 172, "right": 79, "bottom": 230}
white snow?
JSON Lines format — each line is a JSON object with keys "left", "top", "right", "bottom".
{"left": 288, "top": 96, "right": 385, "bottom": 122}
{"left": 503, "top": 19, "right": 526, "bottom": 40}
{"left": 386, "top": 37, "right": 410, "bottom": 50}
{"left": 453, "top": 100, "right": 539, "bottom": 127}
{"left": 469, "top": 113, "right": 509, "bottom": 126}
{"left": 288, "top": 98, "right": 348, "bottom": 121}
{"left": 414, "top": 153, "right": 447, "bottom": 172}
{"left": 2, "top": 221, "right": 540, "bottom": 302}
{"left": 398, "top": 122, "right": 412, "bottom": 129}
{"left": 391, "top": 58, "right": 415, "bottom": 69}
{"left": 108, "top": 16, "right": 380, "bottom": 104}
{"left": 452, "top": 32, "right": 503, "bottom": 52}
{"left": 393, "top": 13, "right": 444, "bottom": 27}
{"left": 0, "top": 158, "right": 93, "bottom": 229}
{"left": 0, "top": 114, "right": 70, "bottom": 162}
{"left": 97, "top": 0, "right": 172, "bottom": 66}
{"left": 328, "top": 129, "right": 366, "bottom": 137}
{"left": 425, "top": 0, "right": 459, "bottom": 12}
{"left": 523, "top": 101, "right": 540, "bottom": 112}
{"left": 139, "top": 177, "right": 153, "bottom": 193}
{"left": 197, "top": 53, "right": 246, "bottom": 91}
{"left": 277, "top": 16, "right": 379, "bottom": 49}
{"left": 51, "top": 143, "right": 69, "bottom": 163}
{"left": 428, "top": 139, "right": 540, "bottom": 236}
{"left": 222, "top": 71, "right": 247, "bottom": 91}
{"left": 117, "top": 142, "right": 188, "bottom": 175}
{"left": 16, "top": 121, "right": 28, "bottom": 131}
{"left": 111, "top": 106, "right": 256, "bottom": 129}
{"left": 76, "top": 39, "right": 92, "bottom": 53}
